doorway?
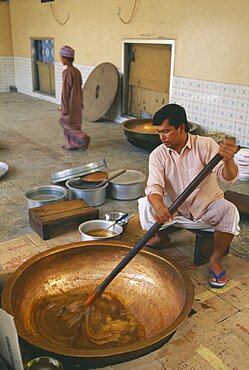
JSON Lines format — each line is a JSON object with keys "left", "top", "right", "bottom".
{"left": 31, "top": 38, "right": 55, "bottom": 96}
{"left": 122, "top": 39, "right": 175, "bottom": 118}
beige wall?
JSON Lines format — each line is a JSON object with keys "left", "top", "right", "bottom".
{"left": 6, "top": 0, "right": 249, "bottom": 85}
{"left": 0, "top": 3, "right": 13, "bottom": 56}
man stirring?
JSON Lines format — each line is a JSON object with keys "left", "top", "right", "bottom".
{"left": 138, "top": 104, "right": 239, "bottom": 288}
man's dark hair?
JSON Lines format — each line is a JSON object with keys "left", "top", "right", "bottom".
{"left": 65, "top": 56, "right": 74, "bottom": 63}
{"left": 153, "top": 104, "right": 189, "bottom": 132}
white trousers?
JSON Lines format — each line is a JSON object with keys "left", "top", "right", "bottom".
{"left": 138, "top": 195, "right": 240, "bottom": 235}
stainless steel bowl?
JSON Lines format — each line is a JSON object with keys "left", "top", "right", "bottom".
{"left": 100, "top": 212, "right": 130, "bottom": 226}
{"left": 78, "top": 220, "right": 123, "bottom": 241}
{"left": 25, "top": 185, "right": 68, "bottom": 209}
{"left": 66, "top": 179, "right": 108, "bottom": 207}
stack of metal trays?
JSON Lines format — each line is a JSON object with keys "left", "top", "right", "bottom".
{"left": 51, "top": 159, "right": 107, "bottom": 184}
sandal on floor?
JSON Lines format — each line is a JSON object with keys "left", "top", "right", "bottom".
{"left": 209, "top": 270, "right": 227, "bottom": 289}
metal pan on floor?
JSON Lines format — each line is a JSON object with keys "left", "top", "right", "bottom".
{"left": 0, "top": 162, "right": 9, "bottom": 178}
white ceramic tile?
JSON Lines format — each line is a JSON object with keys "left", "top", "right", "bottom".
{"left": 238, "top": 85, "right": 249, "bottom": 99}
{"left": 220, "top": 96, "right": 228, "bottom": 108}
{"left": 0, "top": 56, "right": 15, "bottom": 91}
{"left": 234, "top": 124, "right": 245, "bottom": 136}
{"left": 225, "top": 121, "right": 235, "bottom": 135}
{"left": 228, "top": 84, "right": 239, "bottom": 97}
{"left": 220, "top": 83, "right": 230, "bottom": 94}
{"left": 172, "top": 76, "right": 180, "bottom": 87}
{"left": 243, "top": 125, "right": 249, "bottom": 137}
{"left": 237, "top": 98, "right": 248, "bottom": 112}
{"left": 203, "top": 81, "right": 211, "bottom": 91}
{"left": 227, "top": 97, "right": 238, "bottom": 110}
{"left": 236, "top": 111, "right": 247, "bottom": 125}
{"left": 196, "top": 79, "right": 204, "bottom": 90}
{"left": 242, "top": 137, "right": 249, "bottom": 148}
{"left": 227, "top": 110, "right": 237, "bottom": 122}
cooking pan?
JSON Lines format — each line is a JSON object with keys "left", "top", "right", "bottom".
{"left": 123, "top": 118, "right": 198, "bottom": 150}
{"left": 2, "top": 242, "right": 193, "bottom": 368}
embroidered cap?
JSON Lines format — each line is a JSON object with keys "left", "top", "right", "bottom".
{"left": 60, "top": 45, "right": 75, "bottom": 58}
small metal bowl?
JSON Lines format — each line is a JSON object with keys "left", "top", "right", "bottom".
{"left": 100, "top": 212, "right": 129, "bottom": 226}
{"left": 25, "top": 185, "right": 68, "bottom": 209}
{"left": 78, "top": 219, "right": 123, "bottom": 241}
{"left": 24, "top": 356, "right": 63, "bottom": 370}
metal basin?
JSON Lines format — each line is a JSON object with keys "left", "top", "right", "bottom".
{"left": 78, "top": 220, "right": 123, "bottom": 241}
{"left": 2, "top": 241, "right": 194, "bottom": 368}
{"left": 123, "top": 118, "right": 198, "bottom": 150}
{"left": 25, "top": 185, "right": 68, "bottom": 209}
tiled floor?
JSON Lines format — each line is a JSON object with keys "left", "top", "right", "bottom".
{"left": 0, "top": 216, "right": 249, "bottom": 369}
{"left": 0, "top": 92, "right": 249, "bottom": 369}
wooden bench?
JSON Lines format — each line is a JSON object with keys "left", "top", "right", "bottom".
{"left": 29, "top": 199, "right": 99, "bottom": 240}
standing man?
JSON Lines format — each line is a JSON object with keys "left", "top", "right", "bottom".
{"left": 60, "top": 45, "right": 90, "bottom": 150}
{"left": 138, "top": 104, "right": 240, "bottom": 288}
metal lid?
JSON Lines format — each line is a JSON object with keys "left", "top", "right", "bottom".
{"left": 51, "top": 159, "right": 107, "bottom": 183}
{"left": 83, "top": 62, "right": 119, "bottom": 122}
{"left": 110, "top": 170, "right": 145, "bottom": 185}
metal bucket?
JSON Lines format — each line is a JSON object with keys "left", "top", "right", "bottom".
{"left": 108, "top": 170, "right": 145, "bottom": 200}
{"left": 66, "top": 179, "right": 108, "bottom": 206}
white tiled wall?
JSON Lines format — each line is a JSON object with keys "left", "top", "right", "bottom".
{"left": 0, "top": 56, "right": 15, "bottom": 91}
{"left": 1, "top": 56, "right": 249, "bottom": 147}
{"left": 171, "top": 77, "right": 249, "bottom": 147}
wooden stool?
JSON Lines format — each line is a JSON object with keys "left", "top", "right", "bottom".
{"left": 166, "top": 226, "right": 230, "bottom": 266}
{"left": 189, "top": 229, "right": 229, "bottom": 266}
{"left": 29, "top": 199, "right": 99, "bottom": 240}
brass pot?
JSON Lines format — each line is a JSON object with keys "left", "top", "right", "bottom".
{"left": 2, "top": 241, "right": 193, "bottom": 368}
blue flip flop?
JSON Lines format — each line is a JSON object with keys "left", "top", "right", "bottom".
{"left": 209, "top": 270, "right": 227, "bottom": 289}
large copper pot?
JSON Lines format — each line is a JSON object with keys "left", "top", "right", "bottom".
{"left": 2, "top": 241, "right": 194, "bottom": 368}
{"left": 123, "top": 118, "right": 198, "bottom": 150}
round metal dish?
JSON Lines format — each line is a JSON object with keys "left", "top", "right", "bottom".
{"left": 2, "top": 241, "right": 194, "bottom": 368}
{"left": 25, "top": 185, "right": 68, "bottom": 209}
{"left": 51, "top": 159, "right": 107, "bottom": 184}
{"left": 100, "top": 212, "right": 130, "bottom": 226}
{"left": 78, "top": 220, "right": 123, "bottom": 241}
{"left": 123, "top": 118, "right": 198, "bottom": 150}
{"left": 0, "top": 162, "right": 9, "bottom": 178}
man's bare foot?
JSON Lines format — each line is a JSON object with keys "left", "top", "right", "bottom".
{"left": 209, "top": 256, "right": 228, "bottom": 288}
{"left": 146, "top": 231, "right": 174, "bottom": 250}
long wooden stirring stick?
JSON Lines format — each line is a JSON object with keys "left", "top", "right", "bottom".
{"left": 79, "top": 152, "right": 225, "bottom": 309}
